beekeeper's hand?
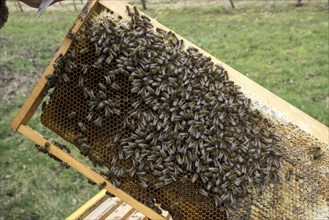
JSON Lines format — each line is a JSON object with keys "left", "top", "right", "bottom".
{"left": 19, "top": 0, "right": 61, "bottom": 8}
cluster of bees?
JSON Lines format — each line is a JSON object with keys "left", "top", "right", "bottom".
{"left": 44, "top": 6, "right": 284, "bottom": 214}
{"left": 34, "top": 142, "right": 71, "bottom": 169}
{"left": 309, "top": 146, "right": 324, "bottom": 160}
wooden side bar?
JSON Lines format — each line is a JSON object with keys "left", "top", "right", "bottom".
{"left": 98, "top": 0, "right": 328, "bottom": 144}
{"left": 17, "top": 125, "right": 165, "bottom": 220}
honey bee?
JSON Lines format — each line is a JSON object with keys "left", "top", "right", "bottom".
{"left": 139, "top": 180, "right": 148, "bottom": 188}
{"left": 126, "top": 5, "right": 132, "bottom": 16}
{"left": 79, "top": 48, "right": 89, "bottom": 55}
{"left": 111, "top": 83, "right": 120, "bottom": 91}
{"left": 44, "top": 142, "right": 50, "bottom": 150}
{"left": 309, "top": 146, "right": 320, "bottom": 152}
{"left": 105, "top": 191, "right": 115, "bottom": 197}
{"left": 52, "top": 141, "right": 70, "bottom": 154}
{"left": 154, "top": 182, "right": 164, "bottom": 189}
{"left": 55, "top": 53, "right": 64, "bottom": 63}
{"left": 48, "top": 154, "right": 62, "bottom": 162}
{"left": 104, "top": 75, "right": 112, "bottom": 86}
{"left": 41, "top": 101, "right": 47, "bottom": 111}
{"left": 81, "top": 64, "right": 90, "bottom": 75}
{"left": 153, "top": 206, "right": 162, "bottom": 215}
{"left": 98, "top": 90, "right": 108, "bottom": 100}
{"left": 87, "top": 90, "right": 97, "bottom": 101}
{"left": 93, "top": 155, "right": 105, "bottom": 167}
{"left": 112, "top": 178, "right": 121, "bottom": 187}
{"left": 313, "top": 151, "right": 325, "bottom": 160}
{"left": 95, "top": 55, "right": 105, "bottom": 66}
{"left": 87, "top": 179, "right": 96, "bottom": 185}
{"left": 80, "top": 143, "right": 91, "bottom": 154}
{"left": 309, "top": 146, "right": 325, "bottom": 160}
{"left": 286, "top": 169, "right": 293, "bottom": 181}
{"left": 35, "top": 144, "right": 47, "bottom": 154}
{"left": 68, "top": 111, "right": 77, "bottom": 119}
{"left": 112, "top": 108, "right": 121, "bottom": 116}
{"left": 90, "top": 36, "right": 98, "bottom": 43}
{"left": 78, "top": 122, "right": 87, "bottom": 132}
{"left": 99, "top": 181, "right": 106, "bottom": 190}
{"left": 60, "top": 162, "right": 70, "bottom": 169}
{"left": 67, "top": 31, "right": 78, "bottom": 43}
{"left": 77, "top": 136, "right": 88, "bottom": 145}
{"left": 97, "top": 33, "right": 105, "bottom": 46}
{"left": 199, "top": 189, "right": 208, "bottom": 197}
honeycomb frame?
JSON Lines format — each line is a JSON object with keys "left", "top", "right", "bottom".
{"left": 11, "top": 1, "right": 329, "bottom": 219}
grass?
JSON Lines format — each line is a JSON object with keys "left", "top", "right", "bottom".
{"left": 1, "top": 2, "right": 328, "bottom": 219}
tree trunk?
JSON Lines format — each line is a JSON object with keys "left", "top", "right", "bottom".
{"left": 229, "top": 0, "right": 235, "bottom": 9}
{"left": 17, "top": 0, "right": 24, "bottom": 12}
{"left": 73, "top": 0, "right": 78, "bottom": 11}
{"left": 296, "top": 0, "right": 303, "bottom": 7}
{"left": 141, "top": 0, "right": 147, "bottom": 10}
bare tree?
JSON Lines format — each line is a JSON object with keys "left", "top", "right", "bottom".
{"left": 296, "top": 0, "right": 303, "bottom": 7}
{"left": 229, "top": 0, "right": 235, "bottom": 9}
{"left": 141, "top": 0, "right": 147, "bottom": 10}
{"left": 221, "top": 0, "right": 234, "bottom": 12}
{"left": 16, "top": 0, "right": 24, "bottom": 12}
{"left": 73, "top": 0, "right": 77, "bottom": 11}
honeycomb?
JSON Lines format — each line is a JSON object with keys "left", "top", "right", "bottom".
{"left": 40, "top": 5, "right": 329, "bottom": 220}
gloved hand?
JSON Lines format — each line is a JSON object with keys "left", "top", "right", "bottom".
{"left": 19, "top": 0, "right": 63, "bottom": 16}
{"left": 19, "top": 0, "right": 61, "bottom": 8}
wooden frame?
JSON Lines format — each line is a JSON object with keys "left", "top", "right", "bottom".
{"left": 11, "top": 0, "right": 328, "bottom": 219}
{"left": 66, "top": 189, "right": 172, "bottom": 219}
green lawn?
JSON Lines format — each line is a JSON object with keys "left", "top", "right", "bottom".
{"left": 1, "top": 2, "right": 328, "bottom": 219}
